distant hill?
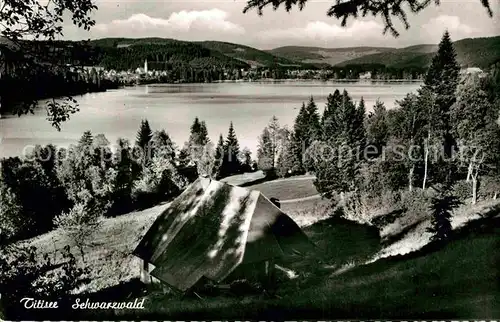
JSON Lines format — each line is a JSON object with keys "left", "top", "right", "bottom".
{"left": 267, "top": 46, "right": 395, "bottom": 66}
{"left": 88, "top": 37, "right": 311, "bottom": 70}
{"left": 89, "top": 38, "right": 250, "bottom": 70}
{"left": 336, "top": 36, "right": 500, "bottom": 69}
{"left": 198, "top": 41, "right": 304, "bottom": 68}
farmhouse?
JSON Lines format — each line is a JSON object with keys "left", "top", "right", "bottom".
{"left": 133, "top": 176, "right": 313, "bottom": 292}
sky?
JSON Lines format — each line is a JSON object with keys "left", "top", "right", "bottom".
{"left": 62, "top": 0, "right": 500, "bottom": 49}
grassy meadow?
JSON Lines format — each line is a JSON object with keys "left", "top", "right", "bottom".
{"left": 17, "top": 174, "right": 500, "bottom": 320}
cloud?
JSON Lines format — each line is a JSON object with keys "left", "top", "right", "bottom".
{"left": 422, "top": 15, "right": 476, "bottom": 38}
{"left": 93, "top": 9, "right": 245, "bottom": 39}
{"left": 259, "top": 20, "right": 386, "bottom": 47}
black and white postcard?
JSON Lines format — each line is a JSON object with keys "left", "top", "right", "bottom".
{"left": 0, "top": 0, "right": 499, "bottom": 320}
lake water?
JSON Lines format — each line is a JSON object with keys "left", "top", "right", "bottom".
{"left": 0, "top": 80, "right": 422, "bottom": 158}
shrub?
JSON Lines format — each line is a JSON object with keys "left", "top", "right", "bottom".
{"left": 53, "top": 194, "right": 103, "bottom": 262}
{"left": 452, "top": 180, "right": 472, "bottom": 203}
{"left": 478, "top": 176, "right": 500, "bottom": 200}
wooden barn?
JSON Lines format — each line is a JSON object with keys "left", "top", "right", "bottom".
{"left": 133, "top": 176, "right": 313, "bottom": 293}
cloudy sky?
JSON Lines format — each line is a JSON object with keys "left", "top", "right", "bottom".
{"left": 62, "top": 0, "right": 499, "bottom": 49}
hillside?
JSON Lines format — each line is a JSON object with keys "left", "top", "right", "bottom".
{"left": 268, "top": 46, "right": 395, "bottom": 66}
{"left": 337, "top": 36, "right": 500, "bottom": 69}
{"left": 199, "top": 41, "right": 305, "bottom": 68}
{"left": 89, "top": 38, "right": 250, "bottom": 70}
{"left": 88, "top": 37, "right": 310, "bottom": 70}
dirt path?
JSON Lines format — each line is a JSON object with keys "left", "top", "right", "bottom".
{"left": 280, "top": 194, "right": 322, "bottom": 204}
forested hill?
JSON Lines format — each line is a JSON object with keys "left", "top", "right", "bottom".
{"left": 336, "top": 36, "right": 500, "bottom": 69}
{"left": 268, "top": 36, "right": 500, "bottom": 69}
{"left": 197, "top": 41, "right": 304, "bottom": 68}
{"left": 267, "top": 46, "right": 395, "bottom": 66}
{"left": 89, "top": 38, "right": 250, "bottom": 70}
{"left": 88, "top": 38, "right": 313, "bottom": 71}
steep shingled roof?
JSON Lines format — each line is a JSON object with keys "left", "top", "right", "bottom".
{"left": 133, "top": 177, "right": 312, "bottom": 291}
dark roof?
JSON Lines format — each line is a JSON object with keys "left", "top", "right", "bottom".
{"left": 133, "top": 177, "right": 312, "bottom": 291}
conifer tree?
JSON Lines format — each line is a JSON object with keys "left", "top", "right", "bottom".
{"left": 423, "top": 30, "right": 460, "bottom": 185}
{"left": 135, "top": 119, "right": 153, "bottom": 154}
{"left": 427, "top": 191, "right": 461, "bottom": 243}
{"left": 305, "top": 96, "right": 321, "bottom": 141}
{"left": 213, "top": 134, "right": 225, "bottom": 178}
{"left": 366, "top": 100, "right": 388, "bottom": 156}
{"left": 199, "top": 121, "right": 210, "bottom": 146}
{"left": 322, "top": 90, "right": 342, "bottom": 140}
{"left": 219, "top": 122, "right": 241, "bottom": 178}
{"left": 291, "top": 102, "right": 310, "bottom": 173}
{"left": 354, "top": 96, "right": 367, "bottom": 153}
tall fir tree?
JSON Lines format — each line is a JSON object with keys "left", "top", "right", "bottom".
{"left": 213, "top": 134, "right": 225, "bottom": 178}
{"left": 305, "top": 96, "right": 321, "bottom": 142}
{"left": 355, "top": 97, "right": 367, "bottom": 152}
{"left": 219, "top": 122, "right": 241, "bottom": 178}
{"left": 366, "top": 100, "right": 388, "bottom": 156}
{"left": 423, "top": 30, "right": 460, "bottom": 185}
{"left": 189, "top": 117, "right": 202, "bottom": 140}
{"left": 199, "top": 121, "right": 210, "bottom": 146}
{"left": 135, "top": 119, "right": 153, "bottom": 156}
{"left": 322, "top": 89, "right": 342, "bottom": 140}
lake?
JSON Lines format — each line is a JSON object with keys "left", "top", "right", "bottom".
{"left": 0, "top": 80, "right": 422, "bottom": 158}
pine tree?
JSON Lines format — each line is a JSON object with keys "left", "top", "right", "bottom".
{"left": 427, "top": 192, "right": 461, "bottom": 243}
{"left": 199, "top": 121, "right": 210, "bottom": 145}
{"left": 423, "top": 30, "right": 460, "bottom": 185}
{"left": 135, "top": 119, "right": 153, "bottom": 154}
{"left": 354, "top": 97, "right": 367, "bottom": 151}
{"left": 312, "top": 90, "right": 364, "bottom": 200}
{"left": 190, "top": 117, "right": 202, "bottom": 139}
{"left": 305, "top": 96, "right": 321, "bottom": 141}
{"left": 78, "top": 130, "right": 93, "bottom": 147}
{"left": 290, "top": 103, "right": 309, "bottom": 173}
{"left": 367, "top": 100, "right": 388, "bottom": 156}
{"left": 322, "top": 90, "right": 342, "bottom": 140}
{"left": 77, "top": 130, "right": 94, "bottom": 171}
{"left": 219, "top": 122, "right": 241, "bottom": 178}
{"left": 213, "top": 134, "right": 225, "bottom": 179}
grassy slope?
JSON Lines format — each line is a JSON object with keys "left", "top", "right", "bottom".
{"left": 249, "top": 177, "right": 318, "bottom": 200}
{"left": 19, "top": 174, "right": 500, "bottom": 320}
{"left": 337, "top": 36, "right": 500, "bottom": 69}
{"left": 106, "top": 216, "right": 499, "bottom": 320}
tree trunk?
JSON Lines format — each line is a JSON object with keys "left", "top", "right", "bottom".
{"left": 409, "top": 164, "right": 415, "bottom": 192}
{"left": 472, "top": 174, "right": 478, "bottom": 205}
{"left": 423, "top": 145, "right": 429, "bottom": 190}
{"left": 79, "top": 246, "right": 86, "bottom": 263}
{"left": 466, "top": 161, "right": 473, "bottom": 182}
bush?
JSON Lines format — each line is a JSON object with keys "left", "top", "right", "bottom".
{"left": 452, "top": 180, "right": 472, "bottom": 203}
{"left": 53, "top": 193, "right": 103, "bottom": 261}
{"left": 478, "top": 176, "right": 500, "bottom": 200}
